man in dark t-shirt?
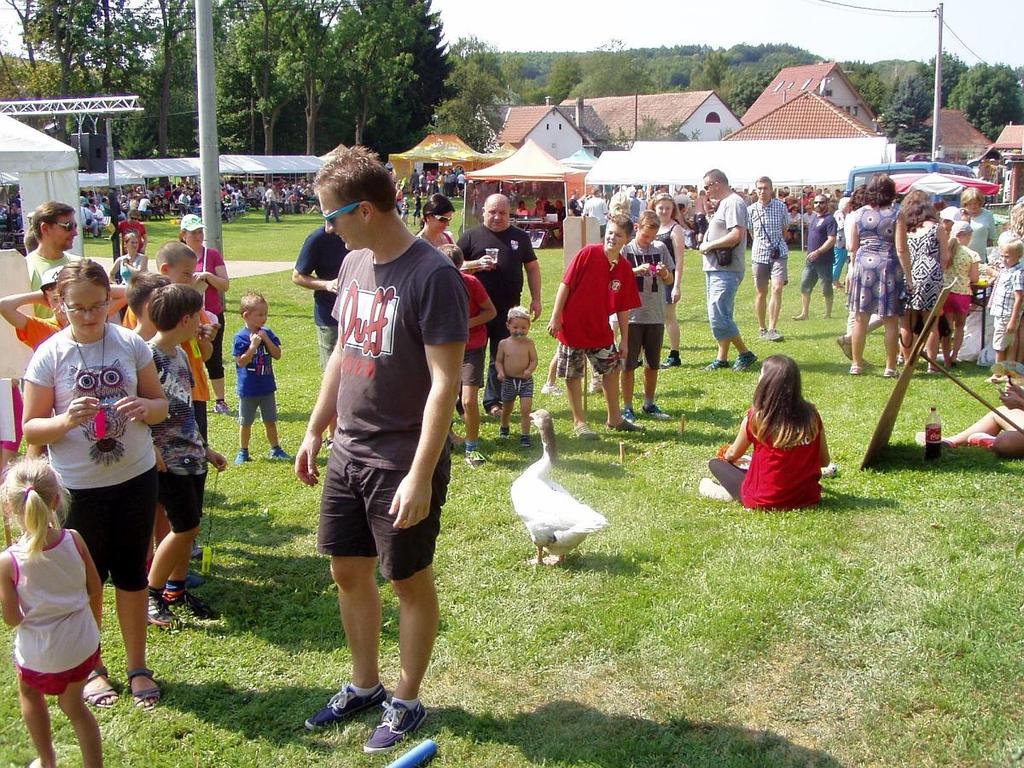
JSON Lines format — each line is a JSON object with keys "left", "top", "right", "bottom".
{"left": 296, "top": 147, "right": 467, "bottom": 755}
{"left": 794, "top": 196, "right": 838, "bottom": 321}
{"left": 292, "top": 225, "right": 349, "bottom": 369}
{"left": 457, "top": 193, "right": 541, "bottom": 414}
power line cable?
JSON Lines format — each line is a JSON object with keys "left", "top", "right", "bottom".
{"left": 942, "top": 20, "right": 987, "bottom": 65}
{"left": 809, "top": 0, "right": 932, "bottom": 15}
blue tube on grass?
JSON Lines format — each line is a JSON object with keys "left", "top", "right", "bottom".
{"left": 384, "top": 738, "right": 438, "bottom": 768}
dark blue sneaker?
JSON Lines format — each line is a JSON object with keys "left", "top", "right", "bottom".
{"left": 304, "top": 683, "right": 387, "bottom": 731}
{"left": 269, "top": 446, "right": 292, "bottom": 461}
{"left": 234, "top": 449, "right": 250, "bottom": 466}
{"left": 641, "top": 403, "right": 671, "bottom": 421}
{"left": 622, "top": 406, "right": 637, "bottom": 423}
{"left": 733, "top": 350, "right": 758, "bottom": 372}
{"left": 704, "top": 359, "right": 730, "bottom": 371}
{"left": 363, "top": 699, "right": 427, "bottom": 754}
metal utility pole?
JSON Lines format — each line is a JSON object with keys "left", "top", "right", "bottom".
{"left": 194, "top": 0, "right": 222, "bottom": 252}
{"left": 931, "top": 3, "right": 943, "bottom": 161}
{"left": 106, "top": 117, "right": 119, "bottom": 260}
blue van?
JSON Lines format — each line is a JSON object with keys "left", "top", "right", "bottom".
{"left": 846, "top": 161, "right": 975, "bottom": 195}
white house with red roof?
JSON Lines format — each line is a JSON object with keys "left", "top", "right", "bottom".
{"left": 742, "top": 62, "right": 875, "bottom": 129}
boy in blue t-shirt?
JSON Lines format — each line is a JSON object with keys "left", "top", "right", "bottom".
{"left": 233, "top": 290, "right": 290, "bottom": 465}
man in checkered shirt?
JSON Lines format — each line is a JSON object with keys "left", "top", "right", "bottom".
{"left": 748, "top": 176, "right": 789, "bottom": 342}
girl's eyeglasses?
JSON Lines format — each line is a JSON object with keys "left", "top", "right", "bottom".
{"left": 433, "top": 215, "right": 452, "bottom": 224}
{"left": 52, "top": 221, "right": 77, "bottom": 231}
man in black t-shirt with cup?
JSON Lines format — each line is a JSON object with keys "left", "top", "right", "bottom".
{"left": 457, "top": 193, "right": 542, "bottom": 416}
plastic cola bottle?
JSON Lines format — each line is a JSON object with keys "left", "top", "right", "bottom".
{"left": 925, "top": 407, "right": 942, "bottom": 460}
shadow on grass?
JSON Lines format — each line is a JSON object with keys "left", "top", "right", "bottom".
{"left": 193, "top": 546, "right": 400, "bottom": 652}
{"left": 683, "top": 407, "right": 739, "bottom": 430}
{"left": 818, "top": 486, "right": 900, "bottom": 512}
{"left": 436, "top": 700, "right": 844, "bottom": 767}
{"left": 562, "top": 550, "right": 658, "bottom": 576}
{"left": 163, "top": 680, "right": 341, "bottom": 748}
{"left": 862, "top": 442, "right": 1023, "bottom": 475}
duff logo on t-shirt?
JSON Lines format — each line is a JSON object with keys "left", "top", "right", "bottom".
{"left": 338, "top": 280, "right": 399, "bottom": 358}
{"left": 609, "top": 279, "right": 622, "bottom": 292}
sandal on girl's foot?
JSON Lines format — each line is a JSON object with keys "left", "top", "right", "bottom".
{"left": 882, "top": 368, "right": 899, "bottom": 378}
{"left": 849, "top": 364, "right": 862, "bottom": 376}
{"left": 83, "top": 665, "right": 118, "bottom": 709}
{"left": 127, "top": 667, "right": 161, "bottom": 711}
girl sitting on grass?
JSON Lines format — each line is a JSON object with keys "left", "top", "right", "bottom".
{"left": 1, "top": 457, "right": 104, "bottom": 768}
{"left": 700, "top": 354, "right": 830, "bottom": 509}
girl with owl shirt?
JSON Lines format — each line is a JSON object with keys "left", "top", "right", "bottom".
{"left": 23, "top": 259, "right": 168, "bottom": 710}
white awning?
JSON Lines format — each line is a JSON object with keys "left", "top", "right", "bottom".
{"left": 79, "top": 171, "right": 144, "bottom": 187}
{"left": 586, "top": 138, "right": 897, "bottom": 188}
{"left": 117, "top": 157, "right": 202, "bottom": 178}
{"left": 218, "top": 155, "right": 323, "bottom": 174}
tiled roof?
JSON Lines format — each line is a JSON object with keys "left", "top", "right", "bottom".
{"left": 558, "top": 91, "right": 730, "bottom": 140}
{"left": 924, "top": 109, "right": 992, "bottom": 149}
{"left": 741, "top": 62, "right": 873, "bottom": 125}
{"left": 725, "top": 91, "right": 877, "bottom": 141}
{"left": 991, "top": 124, "right": 1024, "bottom": 151}
{"left": 497, "top": 105, "right": 557, "bottom": 145}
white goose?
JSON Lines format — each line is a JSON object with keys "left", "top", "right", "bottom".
{"left": 510, "top": 409, "right": 609, "bottom": 565}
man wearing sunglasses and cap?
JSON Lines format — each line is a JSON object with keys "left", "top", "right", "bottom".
{"left": 25, "top": 201, "right": 79, "bottom": 319}
{"left": 793, "top": 196, "right": 838, "bottom": 321}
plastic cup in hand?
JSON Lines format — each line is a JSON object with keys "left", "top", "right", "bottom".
{"left": 484, "top": 248, "right": 499, "bottom": 269}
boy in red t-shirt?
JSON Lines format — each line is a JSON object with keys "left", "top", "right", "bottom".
{"left": 440, "top": 244, "right": 496, "bottom": 467}
{"left": 547, "top": 214, "right": 643, "bottom": 439}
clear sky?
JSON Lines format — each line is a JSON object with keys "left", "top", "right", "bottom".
{"left": 432, "top": 0, "right": 1023, "bottom": 69}
{"left": 0, "top": 1, "right": 1019, "bottom": 69}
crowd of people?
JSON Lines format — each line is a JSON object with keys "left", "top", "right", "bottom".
{"left": 4, "top": 146, "right": 1024, "bottom": 766}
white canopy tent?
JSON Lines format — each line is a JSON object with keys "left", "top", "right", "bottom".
{"left": 111, "top": 155, "right": 323, "bottom": 180}
{"left": 117, "top": 157, "right": 202, "bottom": 178}
{"left": 586, "top": 137, "right": 896, "bottom": 188}
{"left": 0, "top": 114, "right": 83, "bottom": 255}
{"left": 219, "top": 154, "right": 323, "bottom": 175}
{"left": 79, "top": 170, "right": 144, "bottom": 187}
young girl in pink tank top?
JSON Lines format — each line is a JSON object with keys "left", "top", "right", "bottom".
{"left": 1, "top": 457, "right": 104, "bottom": 768}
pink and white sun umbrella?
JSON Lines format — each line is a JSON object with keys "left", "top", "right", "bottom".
{"left": 891, "top": 172, "right": 1000, "bottom": 196}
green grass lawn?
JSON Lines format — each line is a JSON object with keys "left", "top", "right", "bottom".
{"left": 5, "top": 210, "right": 1024, "bottom": 767}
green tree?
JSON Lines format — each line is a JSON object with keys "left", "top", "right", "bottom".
{"left": 433, "top": 37, "right": 504, "bottom": 151}
{"left": 879, "top": 73, "right": 932, "bottom": 154}
{"left": 928, "top": 52, "right": 968, "bottom": 108}
{"left": 547, "top": 56, "right": 582, "bottom": 103}
{"left": 403, "top": 0, "right": 450, "bottom": 149}
{"left": 149, "top": 0, "right": 191, "bottom": 155}
{"left": 222, "top": 0, "right": 296, "bottom": 154}
{"left": 691, "top": 50, "right": 727, "bottom": 91}
{"left": 721, "top": 68, "right": 774, "bottom": 116}
{"left": 844, "top": 62, "right": 892, "bottom": 116}
{"left": 571, "top": 41, "right": 651, "bottom": 98}
{"left": 334, "top": 0, "right": 418, "bottom": 147}
{"left": 279, "top": 2, "right": 346, "bottom": 155}
{"left": 501, "top": 53, "right": 528, "bottom": 104}
{"left": 949, "top": 63, "right": 1024, "bottom": 140}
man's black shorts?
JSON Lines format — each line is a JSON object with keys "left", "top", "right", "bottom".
{"left": 317, "top": 450, "right": 450, "bottom": 581}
